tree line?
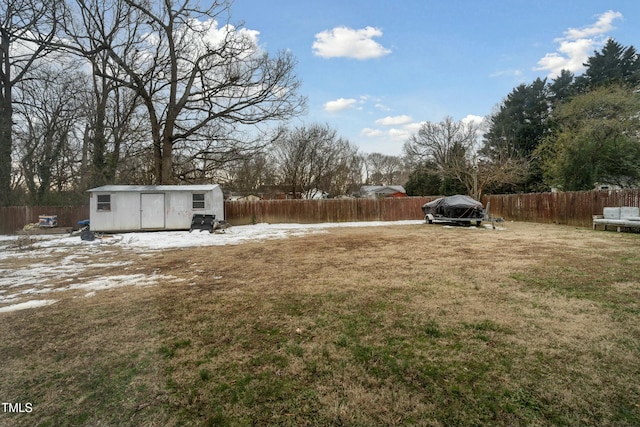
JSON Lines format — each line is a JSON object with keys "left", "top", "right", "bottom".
{"left": 1, "top": 0, "right": 415, "bottom": 205}
{"left": 404, "top": 39, "right": 640, "bottom": 199}
{"left": 1, "top": 0, "right": 305, "bottom": 205}
{"left": 229, "top": 125, "right": 410, "bottom": 199}
{"left": 2, "top": 0, "right": 639, "bottom": 206}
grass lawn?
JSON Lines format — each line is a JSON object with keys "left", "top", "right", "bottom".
{"left": 1, "top": 221, "right": 639, "bottom": 426}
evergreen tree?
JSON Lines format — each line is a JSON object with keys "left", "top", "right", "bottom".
{"left": 575, "top": 38, "right": 640, "bottom": 90}
{"left": 481, "top": 78, "right": 550, "bottom": 192}
{"left": 548, "top": 69, "right": 575, "bottom": 104}
{"left": 404, "top": 162, "right": 466, "bottom": 196}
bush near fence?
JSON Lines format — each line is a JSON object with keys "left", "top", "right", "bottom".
{"left": 2, "top": 190, "right": 639, "bottom": 234}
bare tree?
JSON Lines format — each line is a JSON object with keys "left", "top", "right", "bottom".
{"left": 364, "top": 152, "right": 404, "bottom": 185}
{"left": 14, "top": 63, "right": 87, "bottom": 203}
{"left": 0, "top": 0, "right": 62, "bottom": 205}
{"left": 67, "top": 0, "right": 306, "bottom": 184}
{"left": 61, "top": 0, "right": 150, "bottom": 187}
{"left": 224, "top": 151, "right": 274, "bottom": 195}
{"left": 271, "top": 123, "right": 360, "bottom": 198}
{"left": 404, "top": 116, "right": 526, "bottom": 199}
{"left": 171, "top": 125, "right": 277, "bottom": 184}
{"left": 326, "top": 146, "right": 362, "bottom": 197}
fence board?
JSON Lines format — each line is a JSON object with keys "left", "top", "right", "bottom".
{"left": 223, "top": 197, "right": 436, "bottom": 225}
{"left": 0, "top": 205, "right": 90, "bottom": 234}
{"left": 483, "top": 189, "right": 640, "bottom": 227}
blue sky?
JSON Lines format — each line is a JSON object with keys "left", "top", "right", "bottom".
{"left": 228, "top": 0, "right": 640, "bottom": 156}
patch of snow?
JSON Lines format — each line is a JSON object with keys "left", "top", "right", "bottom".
{"left": 122, "top": 220, "right": 425, "bottom": 249}
{"left": 0, "top": 260, "right": 133, "bottom": 289}
{"left": 0, "top": 299, "right": 57, "bottom": 313}
{"left": 1, "top": 220, "right": 426, "bottom": 253}
{"left": 0, "top": 294, "right": 20, "bottom": 304}
{"left": 0, "top": 220, "right": 426, "bottom": 312}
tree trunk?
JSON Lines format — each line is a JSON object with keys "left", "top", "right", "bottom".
{"left": 0, "top": 97, "right": 11, "bottom": 206}
{"left": 161, "top": 138, "right": 173, "bottom": 184}
{"left": 91, "top": 93, "right": 108, "bottom": 186}
{"left": 0, "top": 29, "right": 12, "bottom": 206}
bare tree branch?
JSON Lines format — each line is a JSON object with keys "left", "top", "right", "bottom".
{"left": 67, "top": 0, "right": 306, "bottom": 184}
{"left": 404, "top": 116, "right": 527, "bottom": 199}
{"left": 0, "top": 0, "right": 62, "bottom": 204}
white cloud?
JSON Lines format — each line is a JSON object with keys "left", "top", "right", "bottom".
{"left": 388, "top": 128, "right": 411, "bottom": 140}
{"left": 200, "top": 21, "right": 261, "bottom": 50}
{"left": 375, "top": 115, "right": 413, "bottom": 126}
{"left": 360, "top": 126, "right": 412, "bottom": 142}
{"left": 358, "top": 95, "right": 390, "bottom": 111}
{"left": 323, "top": 98, "right": 357, "bottom": 112}
{"left": 535, "top": 10, "right": 623, "bottom": 77}
{"left": 489, "top": 69, "right": 523, "bottom": 78}
{"left": 461, "top": 114, "right": 484, "bottom": 125}
{"left": 404, "top": 122, "right": 425, "bottom": 133}
{"left": 563, "top": 10, "right": 622, "bottom": 40}
{"left": 360, "top": 128, "right": 385, "bottom": 138}
{"left": 536, "top": 38, "right": 595, "bottom": 77}
{"left": 362, "top": 115, "right": 484, "bottom": 147}
{"left": 312, "top": 26, "right": 392, "bottom": 59}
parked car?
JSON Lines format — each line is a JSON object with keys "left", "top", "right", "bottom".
{"left": 422, "top": 195, "right": 484, "bottom": 226}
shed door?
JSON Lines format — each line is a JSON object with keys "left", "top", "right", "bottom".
{"left": 140, "top": 193, "right": 165, "bottom": 229}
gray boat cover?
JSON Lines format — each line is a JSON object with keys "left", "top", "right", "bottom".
{"left": 422, "top": 195, "right": 484, "bottom": 219}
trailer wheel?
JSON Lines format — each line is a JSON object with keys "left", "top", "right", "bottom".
{"left": 425, "top": 215, "right": 433, "bottom": 224}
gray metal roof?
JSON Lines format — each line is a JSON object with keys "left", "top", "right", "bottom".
{"left": 360, "top": 185, "right": 406, "bottom": 194}
{"left": 88, "top": 185, "right": 220, "bottom": 192}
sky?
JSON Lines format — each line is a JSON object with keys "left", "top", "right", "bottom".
{"left": 225, "top": 0, "right": 640, "bottom": 156}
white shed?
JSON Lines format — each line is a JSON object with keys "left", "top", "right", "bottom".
{"left": 87, "top": 185, "right": 224, "bottom": 232}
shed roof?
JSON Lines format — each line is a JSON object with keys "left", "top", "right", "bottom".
{"left": 88, "top": 184, "right": 220, "bottom": 192}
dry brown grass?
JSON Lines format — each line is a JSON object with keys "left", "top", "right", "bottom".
{"left": 1, "top": 221, "right": 639, "bottom": 426}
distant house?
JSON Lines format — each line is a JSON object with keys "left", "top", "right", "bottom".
{"left": 227, "top": 193, "right": 262, "bottom": 201}
{"left": 551, "top": 183, "right": 629, "bottom": 192}
{"left": 301, "top": 188, "right": 329, "bottom": 199}
{"left": 87, "top": 185, "right": 224, "bottom": 232}
{"left": 359, "top": 185, "right": 407, "bottom": 198}
{"left": 594, "top": 183, "right": 623, "bottom": 191}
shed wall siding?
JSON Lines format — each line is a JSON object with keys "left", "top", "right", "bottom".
{"left": 91, "top": 192, "right": 141, "bottom": 231}
{"left": 89, "top": 186, "right": 224, "bottom": 232}
{"left": 208, "top": 187, "right": 225, "bottom": 221}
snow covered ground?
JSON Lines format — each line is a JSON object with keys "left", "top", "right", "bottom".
{"left": 0, "top": 220, "right": 425, "bottom": 313}
{"left": 1, "top": 220, "right": 425, "bottom": 254}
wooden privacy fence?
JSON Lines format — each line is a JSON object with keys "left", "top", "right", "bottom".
{"left": 0, "top": 198, "right": 434, "bottom": 234}
{"left": 483, "top": 189, "right": 640, "bottom": 228}
{"left": 2, "top": 190, "right": 639, "bottom": 234}
{"left": 224, "top": 197, "right": 436, "bottom": 225}
{"left": 0, "top": 205, "right": 90, "bottom": 234}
